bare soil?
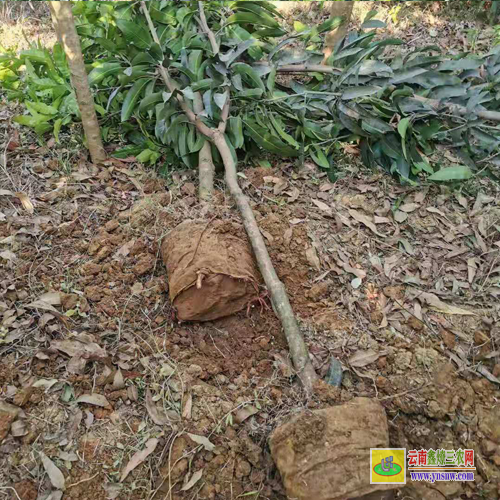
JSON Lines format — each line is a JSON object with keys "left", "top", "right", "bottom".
{"left": 1, "top": 113, "right": 499, "bottom": 499}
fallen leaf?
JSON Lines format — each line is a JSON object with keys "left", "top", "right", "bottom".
{"left": 426, "top": 207, "right": 446, "bottom": 217}
{"left": 75, "top": 393, "right": 110, "bottom": 407}
{"left": 114, "top": 239, "right": 136, "bottom": 260}
{"left": 311, "top": 198, "right": 332, "bottom": 214}
{"left": 400, "top": 203, "right": 418, "bottom": 213}
{"left": 120, "top": 438, "right": 158, "bottom": 482}
{"left": 348, "top": 209, "right": 382, "bottom": 236}
{"left": 15, "top": 192, "right": 34, "bottom": 214}
{"left": 113, "top": 370, "right": 125, "bottom": 390}
{"left": 349, "top": 349, "right": 380, "bottom": 367}
{"left": 285, "top": 187, "right": 300, "bottom": 202}
{"left": 38, "top": 291, "right": 61, "bottom": 306}
{"left": 181, "top": 469, "right": 203, "bottom": 491}
{"left": 419, "top": 292, "right": 476, "bottom": 316}
{"left": 306, "top": 247, "right": 321, "bottom": 271}
{"left": 467, "top": 258, "right": 477, "bottom": 284}
{"left": 351, "top": 277, "right": 362, "bottom": 289}
{"left": 394, "top": 210, "right": 408, "bottom": 223}
{"left": 0, "top": 189, "right": 14, "bottom": 196}
{"left": 182, "top": 394, "right": 193, "bottom": 420}
{"left": 40, "top": 451, "right": 66, "bottom": 490}
{"left": 0, "top": 250, "right": 16, "bottom": 261}
{"left": 234, "top": 405, "right": 259, "bottom": 424}
{"left": 187, "top": 433, "right": 215, "bottom": 452}
{"left": 11, "top": 419, "right": 28, "bottom": 437}
{"left": 477, "top": 366, "right": 500, "bottom": 385}
{"left": 145, "top": 388, "right": 174, "bottom": 425}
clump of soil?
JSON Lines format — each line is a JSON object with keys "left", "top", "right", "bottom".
{"left": 162, "top": 219, "right": 260, "bottom": 321}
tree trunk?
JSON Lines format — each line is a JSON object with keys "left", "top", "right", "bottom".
{"left": 48, "top": 1, "right": 106, "bottom": 164}
{"left": 193, "top": 92, "right": 214, "bottom": 202}
{"left": 323, "top": 1, "right": 354, "bottom": 64}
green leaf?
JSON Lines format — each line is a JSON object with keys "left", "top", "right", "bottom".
{"left": 115, "top": 19, "right": 152, "bottom": 49}
{"left": 139, "top": 92, "right": 163, "bottom": 113}
{"left": 310, "top": 148, "right": 330, "bottom": 169}
{"left": 294, "top": 21, "right": 307, "bottom": 33}
{"left": 232, "top": 63, "right": 265, "bottom": 91}
{"left": 397, "top": 117, "right": 411, "bottom": 140}
{"left": 121, "top": 78, "right": 151, "bottom": 122}
{"left": 88, "top": 62, "right": 123, "bottom": 86}
{"left": 317, "top": 16, "right": 343, "bottom": 34}
{"left": 13, "top": 114, "right": 52, "bottom": 128}
{"left": 149, "top": 6, "right": 176, "bottom": 25}
{"left": 219, "top": 40, "right": 255, "bottom": 66}
{"left": 267, "top": 66, "right": 276, "bottom": 93}
{"left": 361, "top": 19, "right": 386, "bottom": 30}
{"left": 438, "top": 58, "right": 483, "bottom": 72}
{"left": 214, "top": 92, "right": 227, "bottom": 110}
{"left": 428, "top": 166, "right": 473, "bottom": 181}
{"left": 269, "top": 113, "right": 300, "bottom": 148}
{"left": 226, "top": 12, "right": 280, "bottom": 29}
{"left": 26, "top": 101, "right": 58, "bottom": 115}
{"left": 244, "top": 119, "right": 299, "bottom": 157}
{"left": 341, "top": 86, "right": 381, "bottom": 100}
{"left": 53, "top": 118, "right": 63, "bottom": 143}
{"left": 229, "top": 116, "right": 244, "bottom": 149}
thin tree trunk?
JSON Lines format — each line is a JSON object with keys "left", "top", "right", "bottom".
{"left": 323, "top": 1, "right": 354, "bottom": 64}
{"left": 48, "top": 1, "right": 106, "bottom": 164}
{"left": 193, "top": 93, "right": 215, "bottom": 202}
{"left": 140, "top": 1, "right": 317, "bottom": 394}
{"left": 213, "top": 132, "right": 317, "bottom": 393}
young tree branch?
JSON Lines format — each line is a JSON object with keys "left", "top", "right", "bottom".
{"left": 140, "top": 1, "right": 317, "bottom": 394}
{"left": 198, "top": 1, "right": 219, "bottom": 55}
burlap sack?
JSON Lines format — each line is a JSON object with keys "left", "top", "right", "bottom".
{"left": 270, "top": 398, "right": 396, "bottom": 500}
{"left": 161, "top": 220, "right": 260, "bottom": 321}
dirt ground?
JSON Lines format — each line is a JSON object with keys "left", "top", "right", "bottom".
{"left": 1, "top": 113, "right": 499, "bottom": 499}
{"left": 1, "top": 3, "right": 500, "bottom": 500}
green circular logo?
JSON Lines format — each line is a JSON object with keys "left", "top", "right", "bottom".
{"left": 373, "top": 463, "right": 403, "bottom": 477}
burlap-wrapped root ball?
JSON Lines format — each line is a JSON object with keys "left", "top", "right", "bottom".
{"left": 270, "top": 398, "right": 396, "bottom": 500}
{"left": 161, "top": 220, "right": 261, "bottom": 321}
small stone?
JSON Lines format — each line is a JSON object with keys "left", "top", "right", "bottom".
{"left": 481, "top": 439, "right": 497, "bottom": 457}
{"left": 0, "top": 412, "right": 15, "bottom": 440}
{"left": 306, "top": 282, "right": 329, "bottom": 300}
{"left": 61, "top": 293, "right": 79, "bottom": 311}
{"left": 493, "top": 364, "right": 500, "bottom": 378}
{"left": 96, "top": 245, "right": 112, "bottom": 262}
{"left": 187, "top": 364, "right": 203, "bottom": 376}
{"left": 234, "top": 458, "right": 252, "bottom": 479}
{"left": 105, "top": 220, "right": 119, "bottom": 232}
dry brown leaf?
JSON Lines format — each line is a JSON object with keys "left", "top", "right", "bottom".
{"left": 38, "top": 291, "right": 61, "bottom": 306}
{"left": 40, "top": 451, "right": 65, "bottom": 490}
{"left": 427, "top": 207, "right": 446, "bottom": 217}
{"left": 477, "top": 366, "right": 500, "bottom": 385}
{"left": 120, "top": 438, "right": 158, "bottom": 482}
{"left": 306, "top": 247, "right": 321, "bottom": 271}
{"left": 114, "top": 239, "right": 136, "bottom": 260}
{"left": 182, "top": 393, "right": 193, "bottom": 420}
{"left": 145, "top": 388, "right": 172, "bottom": 425}
{"left": 467, "top": 258, "right": 477, "bottom": 284}
{"left": 0, "top": 250, "right": 16, "bottom": 261}
{"left": 394, "top": 210, "right": 408, "bottom": 223}
{"left": 181, "top": 469, "right": 203, "bottom": 491}
{"left": 113, "top": 370, "right": 125, "bottom": 390}
{"left": 400, "top": 203, "right": 418, "bottom": 213}
{"left": 285, "top": 187, "right": 300, "bottom": 202}
{"left": 348, "top": 209, "right": 382, "bottom": 236}
{"left": 419, "top": 292, "right": 476, "bottom": 316}
{"left": 15, "top": 192, "right": 34, "bottom": 214}
{"left": 311, "top": 198, "right": 332, "bottom": 214}
{"left": 187, "top": 433, "right": 215, "bottom": 451}
{"left": 349, "top": 349, "right": 380, "bottom": 367}
{"left": 234, "top": 405, "right": 259, "bottom": 424}
{"left": 75, "top": 393, "right": 110, "bottom": 407}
